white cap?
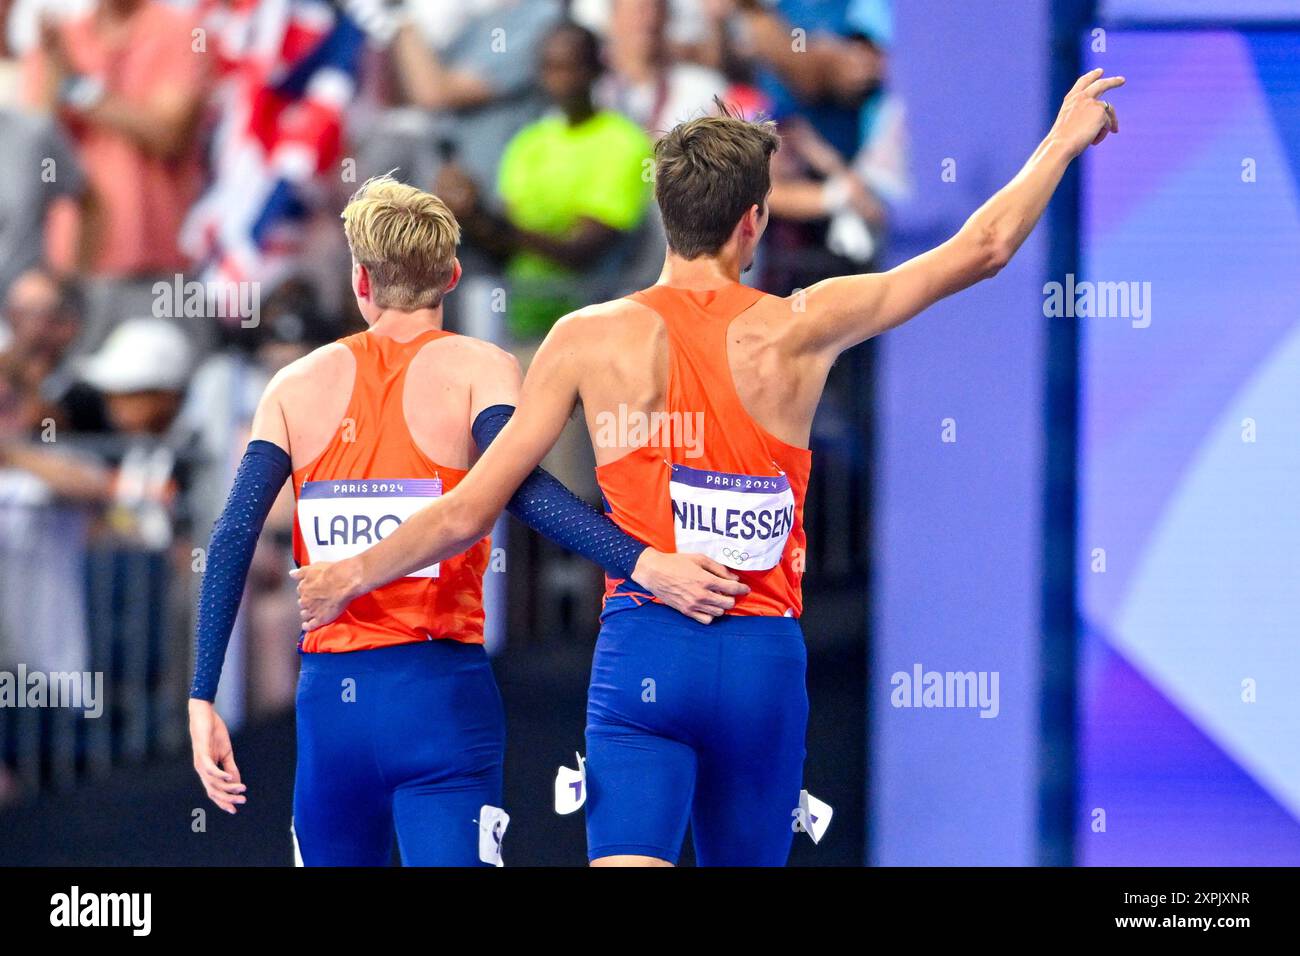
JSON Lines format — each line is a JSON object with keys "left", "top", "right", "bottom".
{"left": 81, "top": 318, "right": 192, "bottom": 394}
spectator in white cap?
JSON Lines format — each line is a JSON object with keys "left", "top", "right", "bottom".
{"left": 80, "top": 315, "right": 190, "bottom": 436}
{"left": 1, "top": 315, "right": 191, "bottom": 542}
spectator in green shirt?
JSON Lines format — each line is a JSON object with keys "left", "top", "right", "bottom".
{"left": 436, "top": 21, "right": 653, "bottom": 342}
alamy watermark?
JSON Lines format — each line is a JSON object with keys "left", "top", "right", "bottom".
{"left": 0, "top": 666, "right": 103, "bottom": 718}
{"left": 1043, "top": 273, "right": 1151, "bottom": 328}
{"left": 890, "top": 663, "right": 999, "bottom": 718}
{"left": 50, "top": 886, "right": 150, "bottom": 936}
{"left": 592, "top": 404, "right": 705, "bottom": 459}
{"left": 152, "top": 274, "right": 261, "bottom": 328}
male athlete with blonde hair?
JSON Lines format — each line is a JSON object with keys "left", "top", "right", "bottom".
{"left": 296, "top": 70, "right": 1125, "bottom": 866}
{"left": 186, "top": 176, "right": 744, "bottom": 866}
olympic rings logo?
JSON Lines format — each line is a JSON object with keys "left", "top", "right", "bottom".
{"left": 721, "top": 548, "right": 751, "bottom": 562}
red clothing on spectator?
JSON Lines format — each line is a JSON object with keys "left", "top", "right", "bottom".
{"left": 24, "top": 2, "right": 207, "bottom": 276}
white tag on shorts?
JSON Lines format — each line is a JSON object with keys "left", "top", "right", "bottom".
{"left": 668, "top": 463, "right": 796, "bottom": 571}
{"left": 554, "top": 753, "right": 587, "bottom": 814}
{"left": 478, "top": 805, "right": 509, "bottom": 867}
{"left": 794, "top": 790, "right": 833, "bottom": 844}
{"left": 297, "top": 478, "right": 443, "bottom": 577}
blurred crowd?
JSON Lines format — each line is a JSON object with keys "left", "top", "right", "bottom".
{"left": 0, "top": 0, "right": 905, "bottom": 802}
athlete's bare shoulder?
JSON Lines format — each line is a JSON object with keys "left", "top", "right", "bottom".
{"left": 736, "top": 287, "right": 814, "bottom": 350}
{"left": 263, "top": 341, "right": 354, "bottom": 413}
{"left": 562, "top": 294, "right": 656, "bottom": 326}
{"left": 248, "top": 341, "right": 354, "bottom": 459}
{"left": 547, "top": 294, "right": 660, "bottom": 359}
{"left": 417, "top": 332, "right": 519, "bottom": 380}
{"left": 535, "top": 295, "right": 666, "bottom": 417}
{"left": 409, "top": 333, "right": 521, "bottom": 420}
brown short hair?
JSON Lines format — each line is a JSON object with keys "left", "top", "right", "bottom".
{"left": 341, "top": 175, "right": 460, "bottom": 310}
{"left": 653, "top": 101, "right": 780, "bottom": 259}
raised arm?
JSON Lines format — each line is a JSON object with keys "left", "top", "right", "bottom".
{"left": 392, "top": 22, "right": 495, "bottom": 111}
{"left": 792, "top": 69, "right": 1124, "bottom": 358}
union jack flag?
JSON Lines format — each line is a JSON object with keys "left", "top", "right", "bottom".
{"left": 181, "top": 0, "right": 377, "bottom": 297}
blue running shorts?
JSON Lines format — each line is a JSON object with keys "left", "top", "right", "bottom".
{"left": 585, "top": 602, "right": 808, "bottom": 865}
{"left": 292, "top": 639, "right": 505, "bottom": 866}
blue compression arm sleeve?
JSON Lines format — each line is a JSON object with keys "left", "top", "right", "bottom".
{"left": 472, "top": 404, "right": 648, "bottom": 583}
{"left": 190, "top": 440, "right": 292, "bottom": 701}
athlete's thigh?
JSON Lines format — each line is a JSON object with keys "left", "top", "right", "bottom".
{"left": 691, "top": 631, "right": 809, "bottom": 867}
{"left": 584, "top": 609, "right": 712, "bottom": 865}
{"left": 392, "top": 767, "right": 504, "bottom": 866}
{"left": 384, "top": 642, "right": 507, "bottom": 867}
{"left": 293, "top": 666, "right": 393, "bottom": 866}
{"left": 585, "top": 723, "right": 697, "bottom": 865}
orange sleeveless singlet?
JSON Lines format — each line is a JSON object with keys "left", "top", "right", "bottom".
{"left": 596, "top": 282, "right": 812, "bottom": 618}
{"left": 291, "top": 328, "right": 491, "bottom": 653}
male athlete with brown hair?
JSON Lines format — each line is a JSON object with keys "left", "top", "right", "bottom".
{"left": 295, "top": 70, "right": 1125, "bottom": 866}
{"left": 186, "top": 175, "right": 744, "bottom": 866}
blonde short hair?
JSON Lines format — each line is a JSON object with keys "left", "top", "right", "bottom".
{"left": 341, "top": 175, "right": 460, "bottom": 310}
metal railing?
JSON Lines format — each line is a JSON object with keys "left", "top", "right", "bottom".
{"left": 0, "top": 433, "right": 197, "bottom": 802}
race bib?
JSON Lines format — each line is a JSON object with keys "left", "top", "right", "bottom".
{"left": 297, "top": 478, "right": 442, "bottom": 578}
{"left": 668, "top": 463, "right": 796, "bottom": 571}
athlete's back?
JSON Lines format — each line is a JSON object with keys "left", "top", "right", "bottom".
{"left": 569, "top": 283, "right": 821, "bottom": 618}
{"left": 565, "top": 289, "right": 828, "bottom": 468}
{"left": 275, "top": 327, "right": 513, "bottom": 651}
{"left": 276, "top": 329, "right": 502, "bottom": 480}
